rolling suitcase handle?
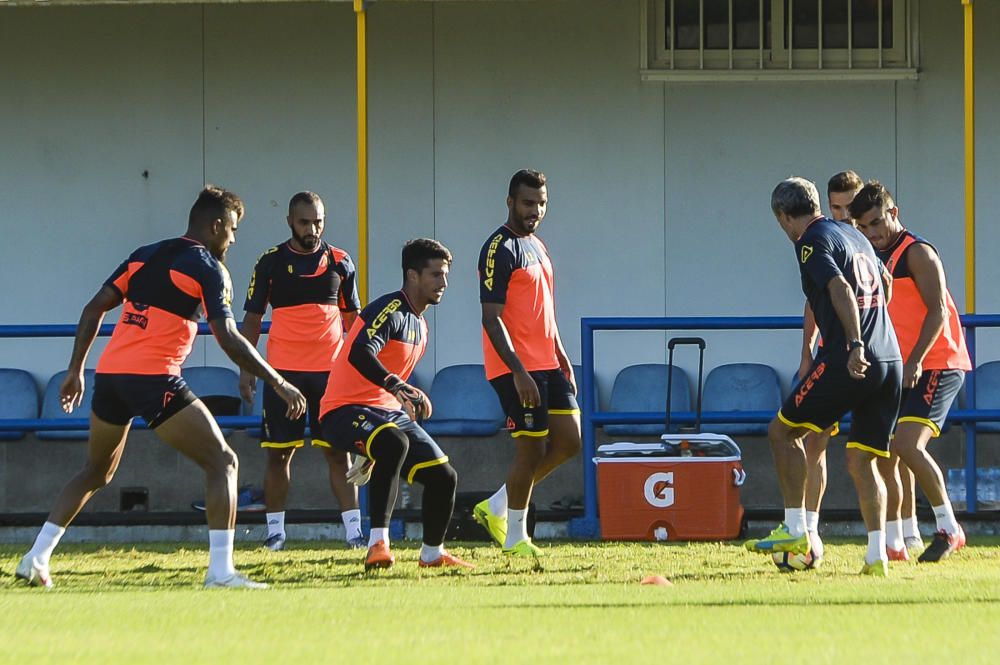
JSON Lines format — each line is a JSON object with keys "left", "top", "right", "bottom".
{"left": 665, "top": 337, "right": 706, "bottom": 434}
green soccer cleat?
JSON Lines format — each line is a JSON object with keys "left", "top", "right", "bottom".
{"left": 745, "top": 523, "right": 810, "bottom": 555}
{"left": 473, "top": 499, "right": 508, "bottom": 547}
{"left": 502, "top": 539, "right": 543, "bottom": 558}
{"left": 860, "top": 560, "right": 889, "bottom": 577}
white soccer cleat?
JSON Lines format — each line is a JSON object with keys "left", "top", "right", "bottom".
{"left": 346, "top": 455, "right": 374, "bottom": 487}
{"left": 203, "top": 571, "right": 268, "bottom": 589}
{"left": 15, "top": 555, "right": 53, "bottom": 589}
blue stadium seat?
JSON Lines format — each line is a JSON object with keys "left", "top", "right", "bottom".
{"left": 38, "top": 369, "right": 96, "bottom": 440}
{"left": 422, "top": 364, "right": 506, "bottom": 437}
{"left": 604, "top": 364, "right": 690, "bottom": 437}
{"left": 182, "top": 366, "right": 242, "bottom": 417}
{"left": 702, "top": 363, "right": 782, "bottom": 436}
{"left": 0, "top": 368, "right": 40, "bottom": 441}
{"left": 974, "top": 362, "right": 1000, "bottom": 432}
{"left": 183, "top": 366, "right": 242, "bottom": 436}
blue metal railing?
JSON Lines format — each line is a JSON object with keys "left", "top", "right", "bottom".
{"left": 569, "top": 314, "right": 1000, "bottom": 538}
{"left": 4, "top": 317, "right": 1000, "bottom": 534}
{"left": 0, "top": 319, "right": 375, "bottom": 518}
{"left": 0, "top": 321, "right": 272, "bottom": 431}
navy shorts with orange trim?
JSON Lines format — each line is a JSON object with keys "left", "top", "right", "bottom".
{"left": 319, "top": 405, "right": 447, "bottom": 483}
{"left": 779, "top": 357, "right": 902, "bottom": 456}
{"left": 261, "top": 370, "right": 328, "bottom": 448}
{"left": 92, "top": 373, "right": 196, "bottom": 429}
{"left": 897, "top": 369, "right": 965, "bottom": 437}
{"left": 490, "top": 368, "right": 580, "bottom": 439}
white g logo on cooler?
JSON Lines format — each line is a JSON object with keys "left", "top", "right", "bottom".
{"left": 644, "top": 472, "right": 675, "bottom": 507}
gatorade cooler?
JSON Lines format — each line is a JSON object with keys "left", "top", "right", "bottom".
{"left": 595, "top": 435, "right": 746, "bottom": 541}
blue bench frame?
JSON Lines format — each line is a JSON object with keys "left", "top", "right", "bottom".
{"left": 572, "top": 314, "right": 1000, "bottom": 538}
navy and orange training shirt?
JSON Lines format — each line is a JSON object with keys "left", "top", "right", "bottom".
{"left": 796, "top": 217, "right": 900, "bottom": 363}
{"left": 478, "top": 224, "right": 559, "bottom": 380}
{"left": 97, "top": 236, "right": 234, "bottom": 376}
{"left": 319, "top": 291, "right": 427, "bottom": 417}
{"left": 244, "top": 240, "right": 360, "bottom": 372}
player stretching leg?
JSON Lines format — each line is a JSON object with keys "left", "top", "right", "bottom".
{"left": 318, "top": 240, "right": 472, "bottom": 571}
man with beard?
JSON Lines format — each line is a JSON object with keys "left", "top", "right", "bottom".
{"left": 473, "top": 169, "right": 581, "bottom": 559}
{"left": 16, "top": 186, "right": 306, "bottom": 589}
{"left": 240, "top": 192, "right": 363, "bottom": 551}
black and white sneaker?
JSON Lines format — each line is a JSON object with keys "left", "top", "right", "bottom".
{"left": 918, "top": 527, "right": 966, "bottom": 563}
{"left": 263, "top": 533, "right": 286, "bottom": 551}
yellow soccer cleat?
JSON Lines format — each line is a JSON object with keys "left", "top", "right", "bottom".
{"left": 502, "top": 539, "right": 543, "bottom": 558}
{"left": 473, "top": 499, "right": 508, "bottom": 547}
{"left": 746, "top": 523, "right": 810, "bottom": 555}
{"left": 860, "top": 560, "right": 889, "bottom": 577}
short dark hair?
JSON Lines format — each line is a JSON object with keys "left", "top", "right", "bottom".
{"left": 771, "top": 177, "right": 821, "bottom": 218}
{"left": 189, "top": 185, "right": 244, "bottom": 227}
{"left": 288, "top": 191, "right": 323, "bottom": 215}
{"left": 402, "top": 238, "right": 452, "bottom": 277}
{"left": 827, "top": 170, "right": 863, "bottom": 197}
{"left": 508, "top": 169, "right": 546, "bottom": 198}
{"left": 848, "top": 180, "right": 896, "bottom": 219}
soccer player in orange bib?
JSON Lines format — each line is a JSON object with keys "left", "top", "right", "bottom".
{"left": 474, "top": 169, "right": 582, "bottom": 558}
{"left": 15, "top": 187, "right": 306, "bottom": 590}
{"left": 318, "top": 239, "right": 473, "bottom": 571}
{"left": 852, "top": 181, "right": 970, "bottom": 563}
{"left": 240, "top": 192, "right": 363, "bottom": 551}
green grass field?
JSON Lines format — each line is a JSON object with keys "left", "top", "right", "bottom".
{"left": 3, "top": 537, "right": 1000, "bottom": 664}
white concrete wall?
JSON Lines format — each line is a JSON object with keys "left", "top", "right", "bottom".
{"left": 0, "top": 0, "right": 997, "bottom": 403}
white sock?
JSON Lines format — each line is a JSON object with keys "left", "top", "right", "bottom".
{"left": 208, "top": 529, "right": 236, "bottom": 579}
{"left": 341, "top": 509, "right": 362, "bottom": 540}
{"left": 886, "top": 519, "right": 905, "bottom": 550}
{"left": 420, "top": 543, "right": 444, "bottom": 563}
{"left": 805, "top": 511, "right": 820, "bottom": 534}
{"left": 811, "top": 533, "right": 825, "bottom": 559}
{"left": 932, "top": 502, "right": 960, "bottom": 535}
{"left": 504, "top": 508, "right": 528, "bottom": 549}
{"left": 488, "top": 485, "right": 508, "bottom": 518}
{"left": 368, "top": 527, "right": 389, "bottom": 549}
{"left": 866, "top": 529, "right": 887, "bottom": 565}
{"left": 784, "top": 508, "right": 807, "bottom": 537}
{"left": 266, "top": 511, "right": 285, "bottom": 538}
{"left": 903, "top": 515, "right": 921, "bottom": 540}
{"left": 28, "top": 521, "right": 66, "bottom": 567}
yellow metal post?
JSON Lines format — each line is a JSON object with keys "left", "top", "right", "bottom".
{"left": 355, "top": 0, "right": 369, "bottom": 305}
{"left": 963, "top": 0, "right": 975, "bottom": 312}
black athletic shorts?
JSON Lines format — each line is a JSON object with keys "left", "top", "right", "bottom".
{"left": 320, "top": 405, "right": 448, "bottom": 484}
{"left": 489, "top": 368, "right": 580, "bottom": 439}
{"left": 897, "top": 369, "right": 965, "bottom": 437}
{"left": 92, "top": 373, "right": 197, "bottom": 429}
{"left": 778, "top": 357, "right": 902, "bottom": 457}
{"left": 261, "top": 370, "right": 329, "bottom": 449}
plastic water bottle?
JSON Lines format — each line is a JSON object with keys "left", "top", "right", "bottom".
{"left": 400, "top": 484, "right": 412, "bottom": 509}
